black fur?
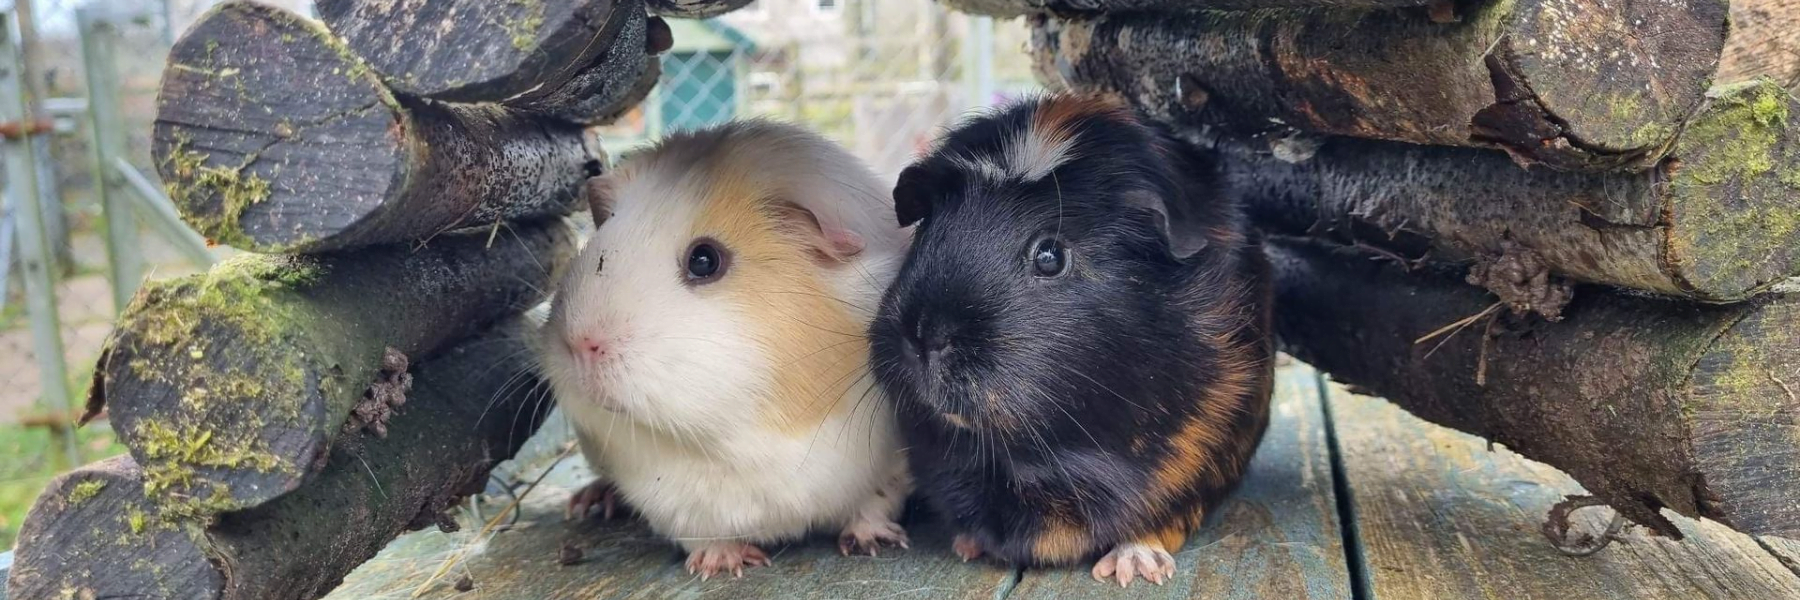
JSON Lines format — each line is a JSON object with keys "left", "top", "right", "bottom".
{"left": 870, "top": 96, "right": 1272, "bottom": 565}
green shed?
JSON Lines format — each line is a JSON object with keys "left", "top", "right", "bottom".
{"left": 654, "top": 20, "right": 755, "bottom": 133}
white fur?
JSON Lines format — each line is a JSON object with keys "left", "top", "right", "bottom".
{"left": 540, "top": 121, "right": 909, "bottom": 553}
{"left": 1005, "top": 122, "right": 1077, "bottom": 181}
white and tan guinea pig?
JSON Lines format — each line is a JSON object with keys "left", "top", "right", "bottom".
{"left": 540, "top": 120, "right": 912, "bottom": 579}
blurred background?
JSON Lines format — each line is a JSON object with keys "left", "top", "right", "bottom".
{"left": 0, "top": 0, "right": 1041, "bottom": 548}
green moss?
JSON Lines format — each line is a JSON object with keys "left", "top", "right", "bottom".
{"left": 112, "top": 254, "right": 350, "bottom": 518}
{"left": 1666, "top": 79, "right": 1800, "bottom": 296}
{"left": 68, "top": 480, "right": 106, "bottom": 504}
{"left": 126, "top": 507, "right": 147, "bottom": 534}
{"left": 1678, "top": 81, "right": 1788, "bottom": 185}
{"left": 507, "top": 0, "right": 546, "bottom": 51}
{"left": 161, "top": 135, "right": 271, "bottom": 250}
{"left": 134, "top": 420, "right": 286, "bottom": 518}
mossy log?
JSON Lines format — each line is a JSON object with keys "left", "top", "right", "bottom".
{"left": 1031, "top": 0, "right": 1729, "bottom": 171}
{"left": 6, "top": 325, "right": 553, "bottom": 600}
{"left": 153, "top": 2, "right": 594, "bottom": 254}
{"left": 1268, "top": 238, "right": 1800, "bottom": 540}
{"left": 1226, "top": 79, "right": 1800, "bottom": 302}
{"left": 89, "top": 220, "right": 573, "bottom": 520}
{"left": 317, "top": 0, "right": 665, "bottom": 123}
{"left": 943, "top": 0, "right": 1430, "bottom": 18}
{"left": 1719, "top": 0, "right": 1800, "bottom": 89}
{"left": 646, "top": 0, "right": 757, "bottom": 18}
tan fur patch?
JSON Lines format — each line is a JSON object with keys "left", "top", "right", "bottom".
{"left": 1146, "top": 299, "right": 1261, "bottom": 503}
{"left": 689, "top": 168, "right": 869, "bottom": 435}
{"left": 1031, "top": 519, "right": 1093, "bottom": 565}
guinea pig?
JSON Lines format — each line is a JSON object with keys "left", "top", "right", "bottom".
{"left": 868, "top": 94, "right": 1274, "bottom": 587}
{"left": 540, "top": 120, "right": 913, "bottom": 579}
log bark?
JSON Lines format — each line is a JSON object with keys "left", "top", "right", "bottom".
{"left": 1030, "top": 0, "right": 1730, "bottom": 171}
{"left": 1267, "top": 238, "right": 1800, "bottom": 540}
{"left": 646, "top": 0, "right": 757, "bottom": 18}
{"left": 944, "top": 0, "right": 1430, "bottom": 18}
{"left": 6, "top": 324, "right": 554, "bottom": 600}
{"left": 1719, "top": 0, "right": 1800, "bottom": 89}
{"left": 316, "top": 0, "right": 664, "bottom": 123}
{"left": 317, "top": 0, "right": 630, "bottom": 102}
{"left": 1225, "top": 79, "right": 1800, "bottom": 303}
{"left": 89, "top": 219, "right": 573, "bottom": 519}
{"left": 153, "top": 1, "right": 595, "bottom": 253}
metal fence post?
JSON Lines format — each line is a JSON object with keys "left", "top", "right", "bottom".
{"left": 79, "top": 8, "right": 143, "bottom": 314}
{"left": 0, "top": 11, "right": 77, "bottom": 464}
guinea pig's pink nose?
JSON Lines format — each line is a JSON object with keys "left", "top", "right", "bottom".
{"left": 569, "top": 332, "right": 615, "bottom": 361}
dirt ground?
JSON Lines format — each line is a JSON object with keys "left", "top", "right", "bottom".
{"left": 0, "top": 231, "right": 207, "bottom": 423}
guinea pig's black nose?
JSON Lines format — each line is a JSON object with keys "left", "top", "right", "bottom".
{"left": 904, "top": 315, "right": 953, "bottom": 365}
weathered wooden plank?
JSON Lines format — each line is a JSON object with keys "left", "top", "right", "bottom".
{"left": 1006, "top": 363, "right": 1351, "bottom": 598}
{"left": 1762, "top": 537, "right": 1800, "bottom": 577}
{"left": 1325, "top": 379, "right": 1800, "bottom": 599}
{"left": 327, "top": 440, "right": 1017, "bottom": 598}
{"left": 1, "top": 550, "right": 13, "bottom": 600}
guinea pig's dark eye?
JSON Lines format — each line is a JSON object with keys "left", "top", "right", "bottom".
{"left": 684, "top": 238, "right": 728, "bottom": 284}
{"left": 1030, "top": 236, "right": 1070, "bottom": 278}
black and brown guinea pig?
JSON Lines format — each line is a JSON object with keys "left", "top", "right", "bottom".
{"left": 868, "top": 94, "right": 1274, "bottom": 587}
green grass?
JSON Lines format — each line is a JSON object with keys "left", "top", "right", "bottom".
{"left": 0, "top": 421, "right": 128, "bottom": 549}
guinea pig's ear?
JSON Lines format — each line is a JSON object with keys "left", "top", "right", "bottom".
{"left": 893, "top": 165, "right": 933, "bottom": 228}
{"left": 582, "top": 176, "right": 616, "bottom": 228}
{"left": 1122, "top": 189, "right": 1209, "bottom": 260}
{"left": 772, "top": 201, "right": 866, "bottom": 264}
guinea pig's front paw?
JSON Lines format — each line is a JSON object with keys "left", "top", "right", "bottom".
{"left": 1091, "top": 542, "right": 1177, "bottom": 588}
{"left": 565, "top": 480, "right": 619, "bottom": 521}
{"left": 685, "top": 541, "right": 771, "bottom": 580}
{"left": 838, "top": 515, "right": 909, "bottom": 556}
{"left": 951, "top": 534, "right": 984, "bottom": 562}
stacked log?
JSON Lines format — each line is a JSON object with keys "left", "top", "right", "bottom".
{"left": 7, "top": 325, "right": 555, "bottom": 600}
{"left": 951, "top": 0, "right": 1800, "bottom": 540}
{"left": 155, "top": 1, "right": 668, "bottom": 254}
{"left": 6, "top": 0, "right": 684, "bottom": 596}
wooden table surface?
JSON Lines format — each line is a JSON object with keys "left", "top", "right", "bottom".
{"left": 6, "top": 363, "right": 1798, "bottom": 599}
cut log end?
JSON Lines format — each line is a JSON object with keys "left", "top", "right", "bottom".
{"left": 1666, "top": 79, "right": 1800, "bottom": 298}
{"left": 4, "top": 456, "right": 222, "bottom": 600}
{"left": 1494, "top": 0, "right": 1728, "bottom": 159}
{"left": 152, "top": 0, "right": 404, "bottom": 252}
{"left": 1687, "top": 298, "right": 1800, "bottom": 536}
{"left": 507, "top": 4, "right": 654, "bottom": 123}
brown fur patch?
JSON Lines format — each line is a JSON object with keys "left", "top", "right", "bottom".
{"left": 1031, "top": 519, "right": 1093, "bottom": 564}
{"left": 689, "top": 166, "right": 870, "bottom": 435}
{"left": 1033, "top": 93, "right": 1129, "bottom": 137}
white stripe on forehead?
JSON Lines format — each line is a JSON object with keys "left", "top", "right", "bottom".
{"left": 1004, "top": 119, "right": 1078, "bottom": 181}
{"left": 946, "top": 117, "right": 1080, "bottom": 183}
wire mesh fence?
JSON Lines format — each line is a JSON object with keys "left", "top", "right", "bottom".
{"left": 0, "top": 0, "right": 1039, "bottom": 549}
